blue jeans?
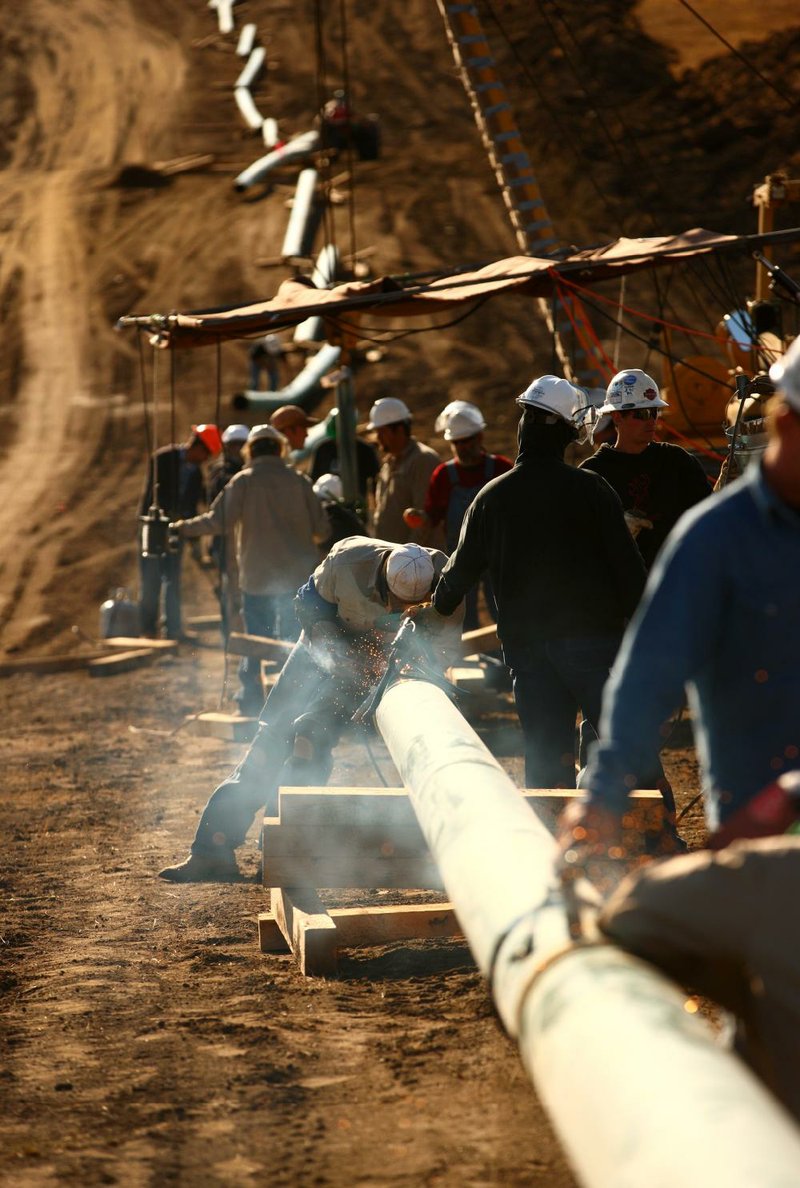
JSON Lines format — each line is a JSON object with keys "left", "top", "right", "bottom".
{"left": 238, "top": 592, "right": 301, "bottom": 711}
{"left": 138, "top": 548, "right": 183, "bottom": 639}
{"left": 192, "top": 637, "right": 373, "bottom": 855}
{"left": 511, "top": 636, "right": 622, "bottom": 790}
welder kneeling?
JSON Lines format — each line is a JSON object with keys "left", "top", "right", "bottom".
{"left": 159, "top": 536, "right": 463, "bottom": 883}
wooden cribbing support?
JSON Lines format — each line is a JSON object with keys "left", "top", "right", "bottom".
{"left": 261, "top": 785, "right": 664, "bottom": 974}
{"left": 88, "top": 648, "right": 161, "bottom": 677}
{"left": 184, "top": 712, "right": 257, "bottom": 742}
{"left": 270, "top": 887, "right": 338, "bottom": 977}
{"left": 185, "top": 614, "right": 222, "bottom": 630}
{"left": 259, "top": 902, "right": 462, "bottom": 956}
{"left": 102, "top": 637, "right": 178, "bottom": 652}
{"left": 0, "top": 652, "right": 106, "bottom": 676}
{"left": 227, "top": 632, "right": 294, "bottom": 662}
{"left": 460, "top": 623, "right": 500, "bottom": 655}
{"left": 267, "top": 786, "right": 664, "bottom": 841}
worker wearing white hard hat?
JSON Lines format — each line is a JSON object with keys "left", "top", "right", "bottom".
{"left": 367, "top": 397, "right": 439, "bottom": 544}
{"left": 160, "top": 535, "right": 463, "bottom": 883}
{"left": 312, "top": 472, "right": 367, "bottom": 554}
{"left": 562, "top": 335, "right": 800, "bottom": 878}
{"left": 580, "top": 368, "right": 709, "bottom": 570}
{"left": 429, "top": 374, "right": 647, "bottom": 796}
{"left": 404, "top": 399, "right": 512, "bottom": 630}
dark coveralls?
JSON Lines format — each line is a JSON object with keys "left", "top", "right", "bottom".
{"left": 432, "top": 418, "right": 647, "bottom": 790}
{"left": 138, "top": 445, "right": 204, "bottom": 638}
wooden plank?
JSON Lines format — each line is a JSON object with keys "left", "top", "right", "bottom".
{"left": 184, "top": 712, "right": 257, "bottom": 742}
{"left": 264, "top": 853, "right": 444, "bottom": 892}
{"left": 259, "top": 902, "right": 461, "bottom": 952}
{"left": 87, "top": 649, "right": 160, "bottom": 677}
{"left": 185, "top": 614, "right": 222, "bottom": 630}
{"left": 258, "top": 912, "right": 290, "bottom": 952}
{"left": 329, "top": 902, "right": 461, "bottom": 947}
{"left": 262, "top": 825, "right": 428, "bottom": 861}
{"left": 102, "top": 637, "right": 178, "bottom": 652}
{"left": 460, "top": 623, "right": 500, "bottom": 654}
{"left": 273, "top": 786, "right": 663, "bottom": 833}
{"left": 227, "top": 632, "right": 294, "bottom": 662}
{"left": 271, "top": 887, "right": 338, "bottom": 977}
{"left": 0, "top": 652, "right": 105, "bottom": 676}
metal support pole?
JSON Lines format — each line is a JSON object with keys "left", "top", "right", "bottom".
{"left": 334, "top": 365, "right": 359, "bottom": 505}
{"left": 376, "top": 679, "right": 800, "bottom": 1187}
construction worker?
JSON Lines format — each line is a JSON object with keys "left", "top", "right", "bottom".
{"left": 138, "top": 423, "right": 222, "bottom": 640}
{"left": 559, "top": 336, "right": 800, "bottom": 866}
{"left": 426, "top": 376, "right": 647, "bottom": 790}
{"left": 309, "top": 408, "right": 380, "bottom": 500}
{"left": 580, "top": 369, "right": 710, "bottom": 570}
{"left": 403, "top": 400, "right": 512, "bottom": 630}
{"left": 368, "top": 397, "right": 439, "bottom": 543}
{"left": 312, "top": 473, "right": 366, "bottom": 554}
{"left": 159, "top": 537, "right": 463, "bottom": 882}
{"left": 248, "top": 333, "right": 283, "bottom": 392}
{"left": 206, "top": 424, "right": 250, "bottom": 639}
{"left": 269, "top": 404, "right": 318, "bottom": 454}
{"left": 171, "top": 425, "right": 328, "bottom": 715}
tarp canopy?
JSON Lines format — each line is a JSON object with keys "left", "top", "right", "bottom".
{"left": 119, "top": 226, "right": 800, "bottom": 349}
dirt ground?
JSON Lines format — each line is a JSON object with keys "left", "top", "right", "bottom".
{"left": 1, "top": 2, "right": 798, "bottom": 1185}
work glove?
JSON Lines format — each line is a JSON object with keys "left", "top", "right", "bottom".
{"left": 402, "top": 507, "right": 428, "bottom": 531}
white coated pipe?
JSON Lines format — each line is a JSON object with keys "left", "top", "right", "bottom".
{"left": 262, "top": 117, "right": 280, "bottom": 148}
{"left": 376, "top": 680, "right": 800, "bottom": 1187}
{"left": 235, "top": 46, "right": 266, "bottom": 90}
{"left": 294, "top": 246, "right": 339, "bottom": 343}
{"left": 234, "top": 87, "right": 264, "bottom": 132}
{"left": 281, "top": 169, "right": 319, "bottom": 260}
{"left": 236, "top": 23, "right": 257, "bottom": 57}
{"left": 234, "top": 130, "right": 319, "bottom": 192}
{"left": 522, "top": 946, "right": 800, "bottom": 1188}
{"left": 215, "top": 0, "right": 235, "bottom": 35}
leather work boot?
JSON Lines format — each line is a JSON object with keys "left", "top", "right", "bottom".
{"left": 158, "top": 851, "right": 240, "bottom": 883}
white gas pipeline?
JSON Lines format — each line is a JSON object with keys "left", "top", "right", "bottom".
{"left": 375, "top": 678, "right": 800, "bottom": 1188}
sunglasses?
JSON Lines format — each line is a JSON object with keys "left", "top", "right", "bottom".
{"left": 623, "top": 408, "right": 660, "bottom": 421}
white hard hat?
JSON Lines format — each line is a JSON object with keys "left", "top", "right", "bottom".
{"left": 385, "top": 544, "right": 435, "bottom": 603}
{"left": 222, "top": 423, "right": 250, "bottom": 445}
{"left": 769, "top": 337, "right": 800, "bottom": 412}
{"left": 312, "top": 472, "right": 344, "bottom": 502}
{"left": 367, "top": 397, "right": 412, "bottom": 429}
{"left": 247, "top": 424, "right": 286, "bottom": 446}
{"left": 597, "top": 369, "right": 668, "bottom": 415}
{"left": 516, "top": 375, "right": 588, "bottom": 425}
{"left": 435, "top": 400, "right": 486, "bottom": 442}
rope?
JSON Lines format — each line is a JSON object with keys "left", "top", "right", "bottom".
{"left": 676, "top": 0, "right": 797, "bottom": 111}
{"left": 554, "top": 272, "right": 732, "bottom": 346}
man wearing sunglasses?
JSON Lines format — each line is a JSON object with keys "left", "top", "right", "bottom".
{"left": 580, "top": 369, "right": 710, "bottom": 570}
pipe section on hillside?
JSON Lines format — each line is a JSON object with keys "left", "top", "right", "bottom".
{"left": 281, "top": 169, "right": 319, "bottom": 261}
{"left": 375, "top": 679, "right": 800, "bottom": 1187}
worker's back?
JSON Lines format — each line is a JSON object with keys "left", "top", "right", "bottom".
{"left": 440, "top": 456, "right": 645, "bottom": 662}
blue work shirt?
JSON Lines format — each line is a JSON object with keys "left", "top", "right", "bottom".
{"left": 585, "top": 463, "right": 800, "bottom": 830}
